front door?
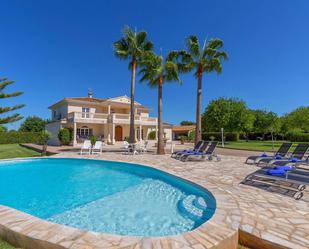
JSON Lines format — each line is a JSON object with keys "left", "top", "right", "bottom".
{"left": 115, "top": 126, "right": 123, "bottom": 141}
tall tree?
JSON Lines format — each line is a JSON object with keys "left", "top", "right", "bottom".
{"left": 202, "top": 97, "right": 254, "bottom": 133}
{"left": 139, "top": 51, "right": 181, "bottom": 154}
{"left": 179, "top": 36, "right": 228, "bottom": 145}
{"left": 113, "top": 26, "right": 153, "bottom": 143}
{"left": 180, "top": 120, "right": 195, "bottom": 126}
{"left": 19, "top": 116, "right": 46, "bottom": 132}
{"left": 252, "top": 110, "right": 281, "bottom": 136}
{"left": 281, "top": 107, "right": 309, "bottom": 133}
{"left": 0, "top": 77, "right": 25, "bottom": 124}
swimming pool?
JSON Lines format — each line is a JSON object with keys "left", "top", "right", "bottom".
{"left": 0, "top": 158, "right": 216, "bottom": 236}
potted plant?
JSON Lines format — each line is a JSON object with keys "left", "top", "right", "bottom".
{"left": 90, "top": 135, "right": 97, "bottom": 146}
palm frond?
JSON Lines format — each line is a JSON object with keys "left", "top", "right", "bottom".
{"left": 114, "top": 25, "right": 153, "bottom": 63}
{"left": 171, "top": 50, "right": 194, "bottom": 73}
{"left": 214, "top": 51, "right": 228, "bottom": 60}
{"left": 165, "top": 61, "right": 180, "bottom": 83}
{"left": 204, "top": 58, "right": 222, "bottom": 74}
{"left": 207, "top": 39, "right": 224, "bottom": 50}
{"left": 136, "top": 31, "right": 146, "bottom": 46}
{"left": 113, "top": 38, "right": 129, "bottom": 59}
{"left": 185, "top": 35, "right": 200, "bottom": 58}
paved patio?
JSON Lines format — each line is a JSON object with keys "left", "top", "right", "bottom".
{"left": 52, "top": 151, "right": 309, "bottom": 249}
{"left": 0, "top": 147, "right": 308, "bottom": 249}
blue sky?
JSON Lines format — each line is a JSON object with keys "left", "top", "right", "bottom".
{"left": 1, "top": 0, "right": 308, "bottom": 129}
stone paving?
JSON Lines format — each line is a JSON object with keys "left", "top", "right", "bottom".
{"left": 0, "top": 151, "right": 309, "bottom": 249}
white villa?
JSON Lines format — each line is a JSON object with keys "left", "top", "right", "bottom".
{"left": 46, "top": 92, "right": 172, "bottom": 146}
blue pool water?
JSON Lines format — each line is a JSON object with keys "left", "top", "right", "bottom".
{"left": 0, "top": 158, "right": 216, "bottom": 236}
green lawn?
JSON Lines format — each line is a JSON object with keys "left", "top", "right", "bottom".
{"left": 0, "top": 144, "right": 41, "bottom": 160}
{"left": 219, "top": 140, "right": 302, "bottom": 152}
{"left": 0, "top": 240, "right": 16, "bottom": 249}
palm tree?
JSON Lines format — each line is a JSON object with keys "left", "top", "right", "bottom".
{"left": 139, "top": 51, "right": 181, "bottom": 154}
{"left": 113, "top": 26, "right": 153, "bottom": 144}
{"left": 179, "top": 36, "right": 228, "bottom": 145}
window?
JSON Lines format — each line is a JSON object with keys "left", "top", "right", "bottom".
{"left": 77, "top": 126, "right": 93, "bottom": 138}
{"left": 82, "top": 107, "right": 90, "bottom": 118}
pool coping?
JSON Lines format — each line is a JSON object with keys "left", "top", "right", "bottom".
{"left": 0, "top": 157, "right": 238, "bottom": 249}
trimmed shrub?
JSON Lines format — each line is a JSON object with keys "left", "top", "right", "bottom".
{"left": 58, "top": 128, "right": 71, "bottom": 145}
{"left": 0, "top": 131, "right": 41, "bottom": 144}
{"left": 202, "top": 132, "right": 239, "bottom": 142}
{"left": 148, "top": 131, "right": 156, "bottom": 140}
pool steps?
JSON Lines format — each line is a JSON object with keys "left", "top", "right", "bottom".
{"left": 177, "top": 195, "right": 207, "bottom": 221}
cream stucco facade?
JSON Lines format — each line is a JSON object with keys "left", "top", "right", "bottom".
{"left": 46, "top": 95, "right": 172, "bottom": 146}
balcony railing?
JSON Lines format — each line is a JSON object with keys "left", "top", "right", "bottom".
{"left": 67, "top": 112, "right": 157, "bottom": 125}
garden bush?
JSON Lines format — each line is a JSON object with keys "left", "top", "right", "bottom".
{"left": 148, "top": 131, "right": 156, "bottom": 140}
{"left": 58, "top": 128, "right": 71, "bottom": 145}
{"left": 0, "top": 131, "right": 41, "bottom": 144}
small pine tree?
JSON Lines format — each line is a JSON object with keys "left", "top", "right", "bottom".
{"left": 0, "top": 77, "right": 25, "bottom": 124}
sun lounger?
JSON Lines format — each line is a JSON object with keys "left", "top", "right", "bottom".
{"left": 245, "top": 142, "right": 292, "bottom": 164}
{"left": 257, "top": 143, "right": 309, "bottom": 166}
{"left": 181, "top": 141, "right": 219, "bottom": 162}
{"left": 171, "top": 140, "right": 203, "bottom": 159}
{"left": 270, "top": 155, "right": 309, "bottom": 167}
{"left": 80, "top": 140, "right": 91, "bottom": 155}
{"left": 242, "top": 167, "right": 309, "bottom": 200}
{"left": 178, "top": 141, "right": 209, "bottom": 161}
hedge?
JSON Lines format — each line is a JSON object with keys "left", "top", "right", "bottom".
{"left": 0, "top": 131, "right": 42, "bottom": 144}
{"left": 285, "top": 131, "right": 309, "bottom": 142}
{"left": 202, "top": 132, "right": 239, "bottom": 141}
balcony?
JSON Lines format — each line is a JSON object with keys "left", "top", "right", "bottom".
{"left": 67, "top": 112, "right": 157, "bottom": 126}
{"left": 68, "top": 112, "right": 109, "bottom": 124}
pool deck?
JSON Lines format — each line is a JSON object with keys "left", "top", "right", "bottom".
{"left": 0, "top": 151, "right": 308, "bottom": 249}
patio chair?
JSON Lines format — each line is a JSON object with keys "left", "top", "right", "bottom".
{"left": 80, "top": 140, "right": 91, "bottom": 155}
{"left": 242, "top": 166, "right": 309, "bottom": 200}
{"left": 122, "top": 141, "right": 130, "bottom": 154}
{"left": 92, "top": 141, "right": 103, "bottom": 155}
{"left": 257, "top": 143, "right": 309, "bottom": 166}
{"left": 181, "top": 141, "right": 219, "bottom": 162}
{"left": 137, "top": 140, "right": 148, "bottom": 153}
{"left": 245, "top": 142, "right": 292, "bottom": 164}
{"left": 171, "top": 140, "right": 203, "bottom": 159}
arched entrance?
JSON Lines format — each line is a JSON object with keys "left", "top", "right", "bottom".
{"left": 115, "top": 126, "right": 123, "bottom": 141}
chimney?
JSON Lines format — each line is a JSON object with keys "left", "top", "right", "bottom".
{"left": 88, "top": 88, "right": 93, "bottom": 98}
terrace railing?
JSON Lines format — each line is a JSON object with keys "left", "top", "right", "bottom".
{"left": 67, "top": 112, "right": 157, "bottom": 125}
